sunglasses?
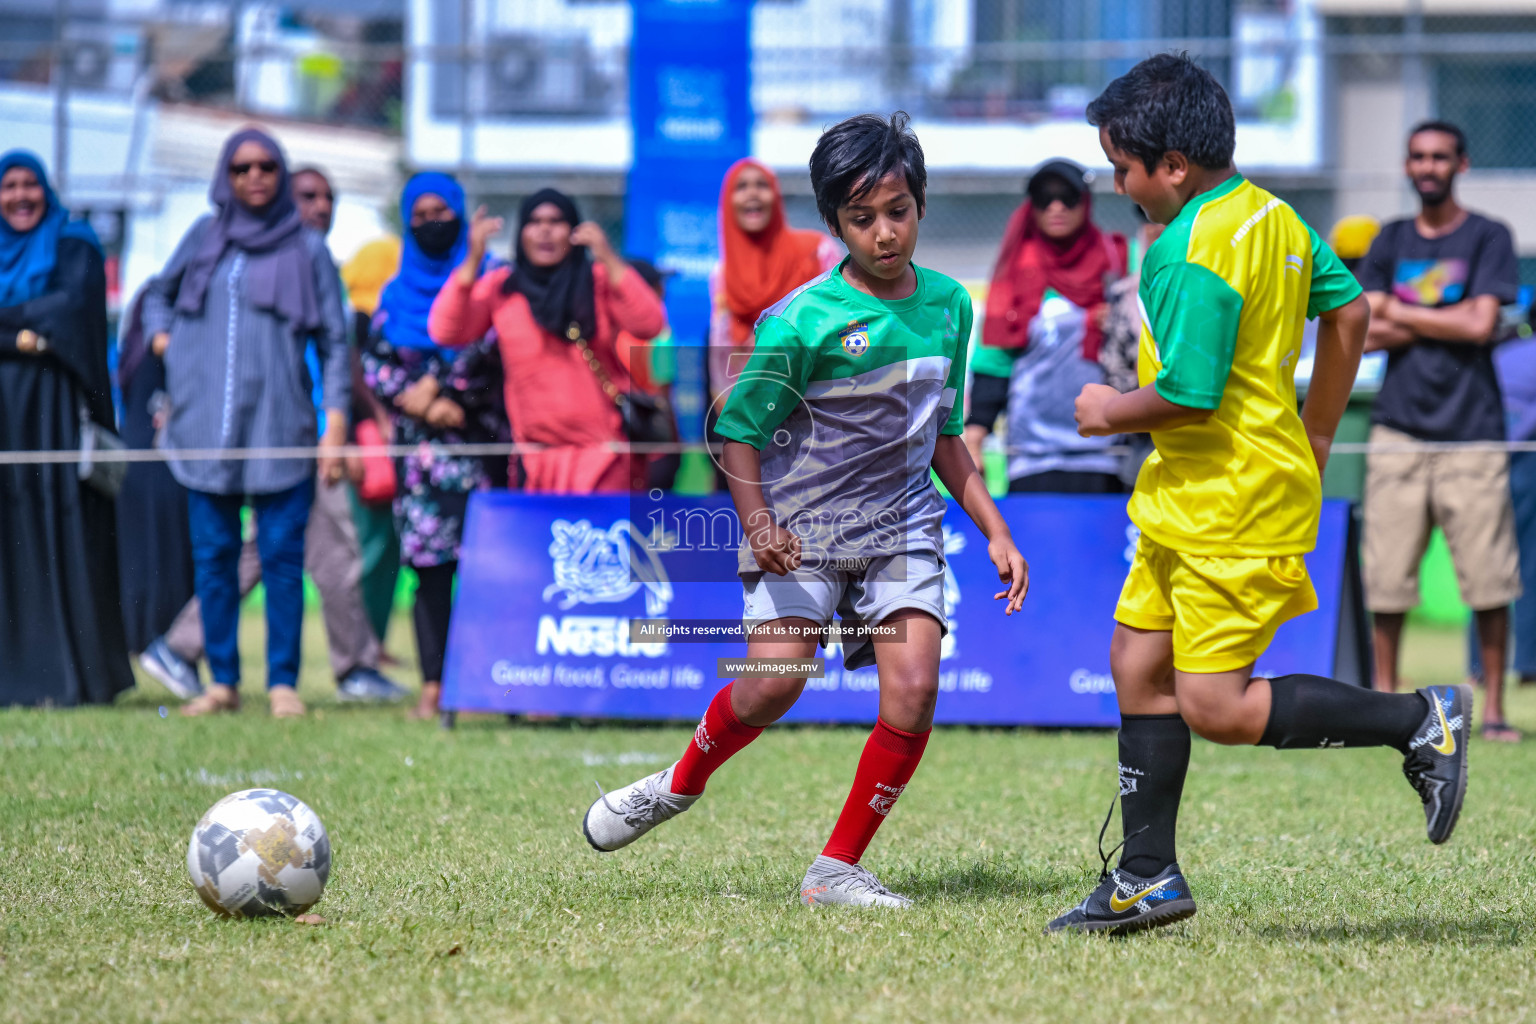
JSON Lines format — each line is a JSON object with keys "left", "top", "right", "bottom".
{"left": 1030, "top": 188, "right": 1083, "bottom": 210}
{"left": 229, "top": 160, "right": 279, "bottom": 177}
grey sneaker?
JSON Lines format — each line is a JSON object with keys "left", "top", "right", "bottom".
{"left": 337, "top": 667, "right": 410, "bottom": 703}
{"left": 582, "top": 763, "right": 699, "bottom": 852}
{"left": 799, "top": 855, "right": 912, "bottom": 908}
{"left": 138, "top": 637, "right": 203, "bottom": 700}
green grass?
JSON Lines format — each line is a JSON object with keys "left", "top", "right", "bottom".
{"left": 2, "top": 619, "right": 1535, "bottom": 1023}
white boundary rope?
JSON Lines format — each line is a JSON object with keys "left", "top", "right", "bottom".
{"left": 6, "top": 438, "right": 1536, "bottom": 466}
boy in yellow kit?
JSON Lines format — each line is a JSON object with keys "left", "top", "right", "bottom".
{"left": 1050, "top": 54, "right": 1471, "bottom": 936}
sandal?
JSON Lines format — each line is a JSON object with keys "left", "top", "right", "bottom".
{"left": 1480, "top": 720, "right": 1523, "bottom": 743}
{"left": 180, "top": 684, "right": 240, "bottom": 717}
{"left": 268, "top": 685, "right": 307, "bottom": 719}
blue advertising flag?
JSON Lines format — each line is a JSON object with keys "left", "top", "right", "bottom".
{"left": 625, "top": 0, "right": 753, "bottom": 442}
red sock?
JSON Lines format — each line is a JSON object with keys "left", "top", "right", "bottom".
{"left": 821, "top": 718, "right": 931, "bottom": 864}
{"left": 670, "top": 683, "right": 764, "bottom": 796}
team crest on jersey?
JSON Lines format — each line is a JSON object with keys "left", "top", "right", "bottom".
{"left": 838, "top": 320, "right": 870, "bottom": 356}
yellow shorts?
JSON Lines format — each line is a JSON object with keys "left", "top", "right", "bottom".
{"left": 1114, "top": 534, "right": 1318, "bottom": 674}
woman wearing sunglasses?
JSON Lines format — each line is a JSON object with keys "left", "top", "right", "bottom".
{"left": 140, "top": 127, "right": 349, "bottom": 718}
{"left": 971, "top": 159, "right": 1128, "bottom": 493}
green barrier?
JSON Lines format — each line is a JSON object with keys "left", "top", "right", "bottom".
{"left": 1413, "top": 529, "right": 1470, "bottom": 627}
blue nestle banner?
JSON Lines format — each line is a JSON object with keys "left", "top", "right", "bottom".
{"left": 442, "top": 495, "right": 1356, "bottom": 727}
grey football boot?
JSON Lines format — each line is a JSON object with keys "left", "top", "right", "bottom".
{"left": 583, "top": 763, "right": 699, "bottom": 852}
{"left": 799, "top": 855, "right": 913, "bottom": 908}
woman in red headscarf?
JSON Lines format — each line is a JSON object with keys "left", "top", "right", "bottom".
{"left": 972, "top": 159, "right": 1128, "bottom": 493}
{"left": 707, "top": 158, "right": 841, "bottom": 418}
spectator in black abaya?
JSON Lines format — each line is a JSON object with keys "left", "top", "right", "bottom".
{"left": 0, "top": 149, "right": 134, "bottom": 707}
{"left": 114, "top": 281, "right": 196, "bottom": 663}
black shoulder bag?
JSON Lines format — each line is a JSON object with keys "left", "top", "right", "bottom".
{"left": 572, "top": 334, "right": 675, "bottom": 446}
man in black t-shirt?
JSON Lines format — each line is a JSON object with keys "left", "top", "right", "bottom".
{"left": 1358, "top": 120, "right": 1523, "bottom": 741}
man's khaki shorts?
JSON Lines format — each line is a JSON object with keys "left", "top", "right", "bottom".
{"left": 1362, "top": 424, "right": 1522, "bottom": 613}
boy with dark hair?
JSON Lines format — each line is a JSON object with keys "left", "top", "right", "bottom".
{"left": 583, "top": 111, "right": 1029, "bottom": 908}
{"left": 1053, "top": 53, "right": 1471, "bottom": 935}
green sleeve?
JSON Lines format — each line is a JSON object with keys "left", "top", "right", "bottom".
{"left": 968, "top": 335, "right": 1016, "bottom": 378}
{"left": 1145, "top": 260, "right": 1244, "bottom": 411}
{"left": 1305, "top": 224, "right": 1364, "bottom": 319}
{"left": 647, "top": 326, "right": 676, "bottom": 386}
{"left": 714, "top": 315, "right": 818, "bottom": 449}
{"left": 942, "top": 293, "right": 974, "bottom": 435}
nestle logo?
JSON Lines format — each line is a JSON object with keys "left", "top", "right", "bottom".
{"left": 535, "top": 616, "right": 667, "bottom": 658}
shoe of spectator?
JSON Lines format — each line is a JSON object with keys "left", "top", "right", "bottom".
{"left": 268, "top": 685, "right": 306, "bottom": 718}
{"left": 337, "top": 667, "right": 410, "bottom": 703}
{"left": 139, "top": 638, "right": 203, "bottom": 701}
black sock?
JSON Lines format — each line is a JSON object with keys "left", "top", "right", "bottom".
{"left": 1116, "top": 713, "right": 1190, "bottom": 878}
{"left": 1260, "top": 674, "right": 1428, "bottom": 753}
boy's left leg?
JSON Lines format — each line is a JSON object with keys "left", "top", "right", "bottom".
{"left": 801, "top": 608, "right": 941, "bottom": 909}
{"left": 1178, "top": 667, "right": 1470, "bottom": 843}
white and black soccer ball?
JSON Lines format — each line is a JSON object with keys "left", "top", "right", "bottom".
{"left": 186, "top": 789, "right": 331, "bottom": 918}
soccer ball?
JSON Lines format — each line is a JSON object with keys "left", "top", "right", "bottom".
{"left": 186, "top": 789, "right": 331, "bottom": 918}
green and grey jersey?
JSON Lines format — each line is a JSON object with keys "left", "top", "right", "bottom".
{"left": 715, "top": 258, "right": 973, "bottom": 574}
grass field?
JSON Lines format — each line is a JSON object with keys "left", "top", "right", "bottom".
{"left": 3, "top": 616, "right": 1535, "bottom": 1023}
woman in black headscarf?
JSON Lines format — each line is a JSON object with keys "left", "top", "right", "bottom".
{"left": 114, "top": 281, "right": 195, "bottom": 660}
{"left": 429, "top": 188, "right": 667, "bottom": 492}
{"left": 0, "top": 150, "right": 133, "bottom": 706}
{"left": 140, "top": 127, "right": 349, "bottom": 718}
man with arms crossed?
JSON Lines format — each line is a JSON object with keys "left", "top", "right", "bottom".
{"left": 1358, "top": 121, "right": 1522, "bottom": 742}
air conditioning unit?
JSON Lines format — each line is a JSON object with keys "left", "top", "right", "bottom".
{"left": 472, "top": 32, "right": 603, "bottom": 117}
{"left": 64, "top": 21, "right": 144, "bottom": 94}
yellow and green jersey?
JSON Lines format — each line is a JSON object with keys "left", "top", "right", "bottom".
{"left": 715, "top": 258, "right": 972, "bottom": 573}
{"left": 1132, "top": 175, "right": 1361, "bottom": 556}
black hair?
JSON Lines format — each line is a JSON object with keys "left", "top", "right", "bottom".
{"left": 624, "top": 256, "right": 667, "bottom": 294}
{"left": 1408, "top": 119, "right": 1467, "bottom": 158}
{"left": 808, "top": 111, "right": 926, "bottom": 230}
{"left": 1086, "top": 52, "right": 1236, "bottom": 173}
{"left": 291, "top": 165, "right": 332, "bottom": 188}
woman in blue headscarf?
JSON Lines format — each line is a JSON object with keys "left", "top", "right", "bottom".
{"left": 0, "top": 150, "right": 134, "bottom": 706}
{"left": 362, "top": 172, "right": 509, "bottom": 720}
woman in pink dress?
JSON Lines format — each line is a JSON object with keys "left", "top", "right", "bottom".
{"left": 430, "top": 189, "right": 666, "bottom": 492}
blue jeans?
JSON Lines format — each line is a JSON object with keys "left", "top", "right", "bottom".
{"left": 187, "top": 480, "right": 313, "bottom": 688}
{"left": 1468, "top": 450, "right": 1536, "bottom": 678}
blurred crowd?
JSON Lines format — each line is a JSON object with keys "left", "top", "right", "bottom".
{"left": 1, "top": 119, "right": 1533, "bottom": 736}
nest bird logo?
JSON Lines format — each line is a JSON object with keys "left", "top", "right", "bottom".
{"left": 543, "top": 518, "right": 674, "bottom": 617}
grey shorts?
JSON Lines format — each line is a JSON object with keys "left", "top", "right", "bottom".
{"left": 741, "top": 552, "right": 948, "bottom": 670}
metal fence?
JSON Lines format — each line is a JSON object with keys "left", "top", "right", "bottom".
{"left": 9, "top": 7, "right": 1536, "bottom": 282}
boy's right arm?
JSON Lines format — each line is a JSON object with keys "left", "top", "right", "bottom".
{"left": 715, "top": 315, "right": 817, "bottom": 576}
{"left": 721, "top": 441, "right": 801, "bottom": 575}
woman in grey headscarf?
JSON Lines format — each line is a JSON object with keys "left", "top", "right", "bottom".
{"left": 141, "top": 127, "right": 348, "bottom": 718}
